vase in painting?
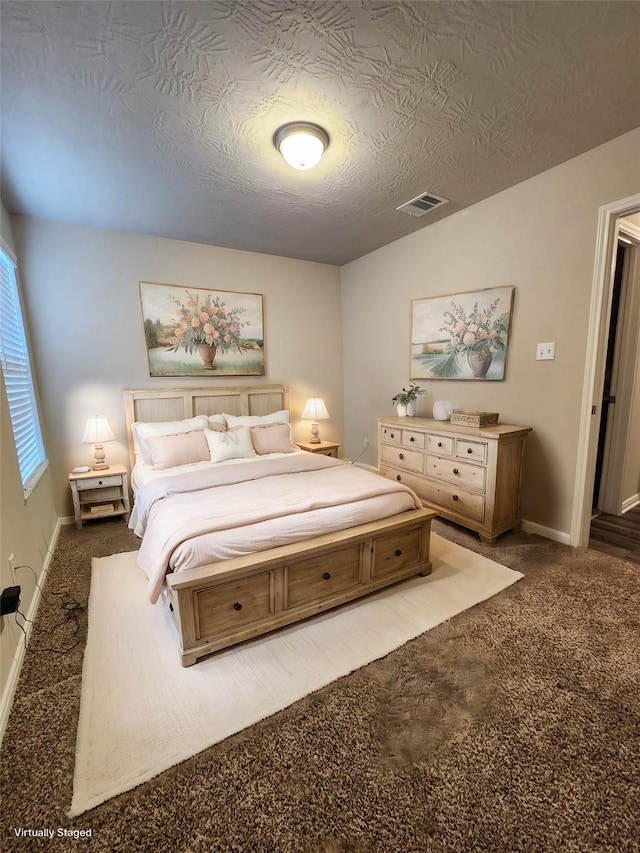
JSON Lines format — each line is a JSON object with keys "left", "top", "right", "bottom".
{"left": 468, "top": 350, "right": 493, "bottom": 379}
{"left": 197, "top": 343, "right": 217, "bottom": 370}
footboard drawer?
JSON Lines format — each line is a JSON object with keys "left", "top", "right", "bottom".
{"left": 285, "top": 544, "right": 363, "bottom": 609}
{"left": 195, "top": 571, "right": 274, "bottom": 638}
{"left": 371, "top": 525, "right": 423, "bottom": 579}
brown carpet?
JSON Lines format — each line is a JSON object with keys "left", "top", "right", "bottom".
{"left": 1, "top": 518, "right": 638, "bottom": 852}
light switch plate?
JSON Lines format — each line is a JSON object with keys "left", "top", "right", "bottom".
{"left": 536, "top": 342, "right": 556, "bottom": 360}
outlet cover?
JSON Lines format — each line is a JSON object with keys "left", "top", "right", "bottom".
{"left": 536, "top": 342, "right": 556, "bottom": 360}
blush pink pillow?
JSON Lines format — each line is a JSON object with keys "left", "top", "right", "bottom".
{"left": 146, "top": 430, "right": 210, "bottom": 470}
{"left": 250, "top": 423, "right": 297, "bottom": 455}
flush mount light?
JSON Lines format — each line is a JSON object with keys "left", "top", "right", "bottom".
{"left": 273, "top": 122, "right": 329, "bottom": 171}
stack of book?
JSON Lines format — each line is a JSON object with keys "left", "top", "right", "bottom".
{"left": 89, "top": 504, "right": 114, "bottom": 516}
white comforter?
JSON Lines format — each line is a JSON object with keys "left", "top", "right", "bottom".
{"left": 131, "top": 453, "right": 421, "bottom": 603}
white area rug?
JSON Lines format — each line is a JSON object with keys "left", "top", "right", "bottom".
{"left": 70, "top": 534, "right": 523, "bottom": 816}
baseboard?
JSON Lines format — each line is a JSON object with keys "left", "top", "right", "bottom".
{"left": 0, "top": 516, "right": 62, "bottom": 744}
{"left": 520, "top": 519, "right": 571, "bottom": 545}
{"left": 60, "top": 514, "right": 76, "bottom": 526}
{"left": 621, "top": 494, "right": 640, "bottom": 514}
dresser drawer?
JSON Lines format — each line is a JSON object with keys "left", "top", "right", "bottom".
{"left": 420, "top": 478, "right": 485, "bottom": 522}
{"left": 380, "top": 444, "right": 423, "bottom": 474}
{"left": 380, "top": 424, "right": 402, "bottom": 445}
{"left": 427, "top": 434, "right": 454, "bottom": 456}
{"left": 425, "top": 455, "right": 486, "bottom": 493}
{"left": 456, "top": 439, "right": 488, "bottom": 463}
{"left": 402, "top": 429, "right": 426, "bottom": 450}
{"left": 379, "top": 464, "right": 426, "bottom": 495}
{"left": 286, "top": 544, "right": 362, "bottom": 609}
{"left": 76, "top": 474, "right": 122, "bottom": 491}
{"left": 372, "top": 526, "right": 422, "bottom": 579}
{"left": 196, "top": 572, "right": 273, "bottom": 637}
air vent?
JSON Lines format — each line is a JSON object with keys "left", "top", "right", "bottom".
{"left": 396, "top": 191, "right": 448, "bottom": 217}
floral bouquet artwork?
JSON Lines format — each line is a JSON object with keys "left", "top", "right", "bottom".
{"left": 140, "top": 281, "right": 265, "bottom": 376}
{"left": 410, "top": 287, "right": 514, "bottom": 380}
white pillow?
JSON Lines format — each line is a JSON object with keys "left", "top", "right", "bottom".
{"left": 224, "top": 410, "right": 290, "bottom": 428}
{"left": 205, "top": 426, "right": 257, "bottom": 463}
{"left": 133, "top": 416, "right": 209, "bottom": 465}
{"left": 208, "top": 414, "right": 227, "bottom": 430}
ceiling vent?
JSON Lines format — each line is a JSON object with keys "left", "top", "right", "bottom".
{"left": 396, "top": 191, "right": 448, "bottom": 217}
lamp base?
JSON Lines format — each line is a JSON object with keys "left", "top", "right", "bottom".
{"left": 92, "top": 462, "right": 109, "bottom": 470}
{"left": 308, "top": 422, "right": 321, "bottom": 443}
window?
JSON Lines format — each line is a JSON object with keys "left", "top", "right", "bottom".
{"left": 0, "top": 244, "right": 47, "bottom": 497}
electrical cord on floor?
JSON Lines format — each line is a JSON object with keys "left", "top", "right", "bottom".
{"left": 12, "top": 564, "right": 85, "bottom": 656}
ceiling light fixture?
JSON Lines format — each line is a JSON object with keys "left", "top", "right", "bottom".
{"left": 273, "top": 122, "right": 329, "bottom": 171}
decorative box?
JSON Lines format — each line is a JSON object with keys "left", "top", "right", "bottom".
{"left": 450, "top": 411, "right": 499, "bottom": 427}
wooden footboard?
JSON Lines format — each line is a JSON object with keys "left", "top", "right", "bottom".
{"left": 166, "top": 508, "right": 436, "bottom": 666}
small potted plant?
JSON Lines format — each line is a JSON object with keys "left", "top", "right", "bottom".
{"left": 392, "top": 383, "right": 429, "bottom": 417}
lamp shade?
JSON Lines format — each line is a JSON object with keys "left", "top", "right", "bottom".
{"left": 82, "top": 416, "right": 115, "bottom": 444}
{"left": 301, "top": 398, "right": 330, "bottom": 421}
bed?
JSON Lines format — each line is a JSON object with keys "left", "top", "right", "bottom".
{"left": 124, "top": 385, "right": 435, "bottom": 665}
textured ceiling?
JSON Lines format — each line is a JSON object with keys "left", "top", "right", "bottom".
{"left": 1, "top": 1, "right": 639, "bottom": 266}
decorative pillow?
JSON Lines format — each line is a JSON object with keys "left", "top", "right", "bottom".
{"left": 146, "top": 430, "right": 210, "bottom": 470}
{"left": 224, "top": 410, "right": 290, "bottom": 428}
{"left": 205, "top": 426, "right": 257, "bottom": 463}
{"left": 250, "top": 423, "right": 297, "bottom": 455}
{"left": 133, "top": 416, "right": 209, "bottom": 465}
{"left": 208, "top": 414, "right": 227, "bottom": 431}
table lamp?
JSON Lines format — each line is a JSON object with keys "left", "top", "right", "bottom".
{"left": 301, "top": 398, "right": 330, "bottom": 444}
{"left": 83, "top": 415, "right": 115, "bottom": 470}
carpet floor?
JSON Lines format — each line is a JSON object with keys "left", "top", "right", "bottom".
{"left": 1, "top": 517, "right": 638, "bottom": 852}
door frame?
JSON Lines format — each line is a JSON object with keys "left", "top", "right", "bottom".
{"left": 571, "top": 193, "right": 640, "bottom": 546}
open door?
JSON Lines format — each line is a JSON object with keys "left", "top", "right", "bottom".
{"left": 594, "top": 223, "right": 640, "bottom": 515}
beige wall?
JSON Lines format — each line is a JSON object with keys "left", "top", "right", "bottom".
{"left": 10, "top": 220, "right": 343, "bottom": 518}
{"left": 0, "top": 205, "right": 58, "bottom": 730}
{"left": 341, "top": 128, "right": 640, "bottom": 539}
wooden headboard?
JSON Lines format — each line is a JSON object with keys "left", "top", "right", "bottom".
{"left": 122, "top": 385, "right": 290, "bottom": 471}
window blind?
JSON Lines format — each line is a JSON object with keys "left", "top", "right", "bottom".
{"left": 0, "top": 247, "right": 47, "bottom": 496}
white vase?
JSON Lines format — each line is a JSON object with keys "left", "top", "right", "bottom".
{"left": 396, "top": 403, "right": 408, "bottom": 417}
{"left": 406, "top": 401, "right": 416, "bottom": 416}
{"left": 433, "top": 400, "right": 454, "bottom": 421}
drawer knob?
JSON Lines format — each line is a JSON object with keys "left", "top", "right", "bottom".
{"left": 399, "top": 453, "right": 404, "bottom": 460}
{"left": 394, "top": 549, "right": 402, "bottom": 557}
{"left": 396, "top": 475, "right": 402, "bottom": 481}
{"left": 453, "top": 495, "right": 459, "bottom": 501}
{"left": 453, "top": 468, "right": 459, "bottom": 475}
{"left": 322, "top": 572, "right": 331, "bottom": 580}
{"left": 233, "top": 602, "right": 243, "bottom": 611}
{"left": 409, "top": 436, "right": 415, "bottom": 442}
{"left": 437, "top": 442, "right": 442, "bottom": 448}
{"left": 390, "top": 432, "right": 395, "bottom": 438}
{"left": 327, "top": 452, "right": 333, "bottom": 456}
{"left": 98, "top": 480, "right": 103, "bottom": 485}
{"left": 467, "top": 448, "right": 473, "bottom": 454}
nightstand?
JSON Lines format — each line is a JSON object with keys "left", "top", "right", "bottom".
{"left": 296, "top": 440, "right": 340, "bottom": 458}
{"left": 69, "top": 464, "right": 130, "bottom": 530}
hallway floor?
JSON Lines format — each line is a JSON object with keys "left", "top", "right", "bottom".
{"left": 589, "top": 504, "right": 640, "bottom": 566}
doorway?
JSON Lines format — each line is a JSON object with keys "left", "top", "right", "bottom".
{"left": 571, "top": 194, "right": 640, "bottom": 548}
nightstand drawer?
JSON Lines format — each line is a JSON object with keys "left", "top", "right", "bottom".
{"left": 78, "top": 485, "right": 123, "bottom": 502}
{"left": 76, "top": 475, "right": 122, "bottom": 490}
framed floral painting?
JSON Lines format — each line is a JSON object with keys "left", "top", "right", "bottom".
{"left": 139, "top": 281, "right": 265, "bottom": 377}
{"left": 410, "top": 286, "right": 515, "bottom": 380}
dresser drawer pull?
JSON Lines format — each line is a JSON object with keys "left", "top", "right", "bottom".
{"left": 437, "top": 442, "right": 443, "bottom": 447}
{"left": 390, "top": 432, "right": 395, "bottom": 438}
{"left": 467, "top": 448, "right": 473, "bottom": 454}
{"left": 409, "top": 436, "right": 415, "bottom": 442}
{"left": 394, "top": 549, "right": 402, "bottom": 557}
{"left": 322, "top": 572, "right": 331, "bottom": 580}
{"left": 399, "top": 453, "right": 404, "bottom": 460}
{"left": 233, "top": 602, "right": 243, "bottom": 611}
{"left": 453, "top": 468, "right": 459, "bottom": 475}
{"left": 453, "top": 495, "right": 459, "bottom": 501}
{"left": 396, "top": 475, "right": 402, "bottom": 481}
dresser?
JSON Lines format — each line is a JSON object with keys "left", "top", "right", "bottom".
{"left": 377, "top": 417, "right": 531, "bottom": 545}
